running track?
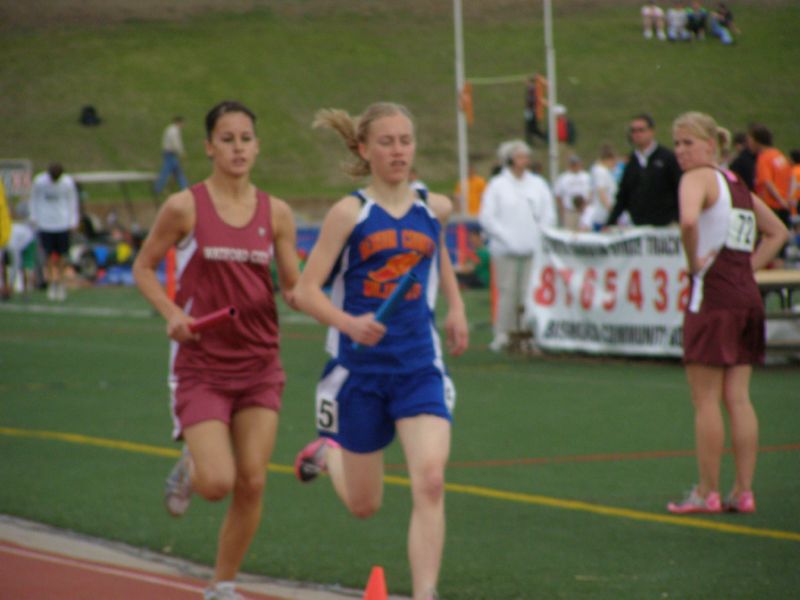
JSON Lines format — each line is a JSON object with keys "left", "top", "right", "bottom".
{"left": 0, "top": 540, "right": 284, "bottom": 600}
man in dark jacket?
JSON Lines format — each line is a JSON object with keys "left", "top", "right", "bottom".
{"left": 729, "top": 131, "right": 756, "bottom": 191}
{"left": 607, "top": 113, "right": 682, "bottom": 227}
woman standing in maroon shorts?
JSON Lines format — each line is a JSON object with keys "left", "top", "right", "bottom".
{"left": 134, "top": 100, "right": 300, "bottom": 600}
{"left": 667, "top": 112, "right": 787, "bottom": 515}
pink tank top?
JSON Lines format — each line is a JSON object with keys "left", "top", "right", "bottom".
{"left": 171, "top": 183, "right": 283, "bottom": 380}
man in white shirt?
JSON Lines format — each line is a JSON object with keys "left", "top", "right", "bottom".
{"left": 554, "top": 154, "right": 591, "bottom": 231}
{"left": 154, "top": 116, "right": 188, "bottom": 194}
{"left": 479, "top": 140, "right": 557, "bottom": 352}
{"left": 582, "top": 145, "right": 619, "bottom": 231}
{"left": 30, "top": 163, "right": 79, "bottom": 301}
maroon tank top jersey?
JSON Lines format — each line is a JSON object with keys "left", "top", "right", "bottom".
{"left": 683, "top": 170, "right": 764, "bottom": 366}
{"left": 171, "top": 183, "right": 284, "bottom": 381}
{"left": 690, "top": 170, "right": 761, "bottom": 312}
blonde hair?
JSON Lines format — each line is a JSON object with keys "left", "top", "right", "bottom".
{"left": 313, "top": 102, "right": 414, "bottom": 178}
{"left": 672, "top": 111, "right": 729, "bottom": 162}
{"left": 716, "top": 126, "right": 732, "bottom": 158}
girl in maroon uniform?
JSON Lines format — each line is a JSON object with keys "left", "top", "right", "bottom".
{"left": 134, "top": 100, "right": 300, "bottom": 600}
{"left": 668, "top": 112, "right": 787, "bottom": 515}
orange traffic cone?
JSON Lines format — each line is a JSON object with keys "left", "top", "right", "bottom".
{"left": 363, "top": 565, "right": 388, "bottom": 600}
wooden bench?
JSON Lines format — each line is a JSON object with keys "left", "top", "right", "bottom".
{"left": 755, "top": 269, "right": 800, "bottom": 354}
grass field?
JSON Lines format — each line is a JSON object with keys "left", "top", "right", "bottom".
{"left": 1, "top": 285, "right": 799, "bottom": 599}
{"left": 2, "top": 0, "right": 799, "bottom": 212}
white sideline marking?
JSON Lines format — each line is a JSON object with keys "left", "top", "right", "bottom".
{"left": 0, "top": 303, "right": 152, "bottom": 319}
{"left": 0, "top": 303, "right": 318, "bottom": 324}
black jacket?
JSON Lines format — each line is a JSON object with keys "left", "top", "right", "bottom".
{"left": 607, "top": 144, "right": 682, "bottom": 226}
{"left": 729, "top": 148, "right": 756, "bottom": 191}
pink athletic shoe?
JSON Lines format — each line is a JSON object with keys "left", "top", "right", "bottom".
{"left": 724, "top": 491, "right": 756, "bottom": 513}
{"left": 667, "top": 487, "right": 722, "bottom": 514}
{"left": 294, "top": 438, "right": 340, "bottom": 483}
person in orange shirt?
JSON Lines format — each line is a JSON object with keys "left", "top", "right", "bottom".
{"left": 747, "top": 123, "right": 792, "bottom": 263}
{"left": 789, "top": 149, "right": 800, "bottom": 217}
{"left": 453, "top": 165, "right": 487, "bottom": 217}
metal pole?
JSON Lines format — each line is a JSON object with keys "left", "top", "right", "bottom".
{"left": 544, "top": 0, "right": 559, "bottom": 187}
{"left": 453, "top": 0, "right": 469, "bottom": 216}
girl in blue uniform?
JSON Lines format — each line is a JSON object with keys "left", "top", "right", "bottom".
{"left": 293, "top": 102, "right": 468, "bottom": 600}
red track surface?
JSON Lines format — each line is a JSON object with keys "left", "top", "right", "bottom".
{"left": 0, "top": 541, "right": 283, "bottom": 600}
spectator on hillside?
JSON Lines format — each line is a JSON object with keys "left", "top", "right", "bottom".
{"left": 524, "top": 73, "right": 548, "bottom": 146}
{"left": 554, "top": 154, "right": 591, "bottom": 230}
{"left": 554, "top": 104, "right": 578, "bottom": 146}
{"left": 729, "top": 131, "right": 756, "bottom": 190}
{"left": 154, "top": 115, "right": 188, "bottom": 195}
{"left": 581, "top": 144, "right": 619, "bottom": 231}
{"left": 666, "top": 1, "right": 690, "bottom": 41}
{"left": 748, "top": 123, "right": 793, "bottom": 264}
{"left": 480, "top": 140, "right": 556, "bottom": 352}
{"left": 30, "top": 162, "right": 80, "bottom": 301}
{"left": 642, "top": 2, "right": 667, "bottom": 40}
{"left": 710, "top": 2, "right": 738, "bottom": 45}
{"left": 606, "top": 113, "right": 682, "bottom": 227}
{"left": 686, "top": 1, "right": 709, "bottom": 40}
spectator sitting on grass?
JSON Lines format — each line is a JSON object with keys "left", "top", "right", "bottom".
{"left": 686, "top": 1, "right": 708, "bottom": 40}
{"left": 710, "top": 2, "right": 738, "bottom": 45}
{"left": 641, "top": 1, "right": 667, "bottom": 40}
{"left": 666, "top": 1, "right": 690, "bottom": 41}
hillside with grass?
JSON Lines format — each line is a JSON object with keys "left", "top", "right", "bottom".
{"left": 2, "top": 0, "right": 798, "bottom": 219}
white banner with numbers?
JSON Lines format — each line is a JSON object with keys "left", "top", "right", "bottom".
{"left": 524, "top": 227, "right": 688, "bottom": 357}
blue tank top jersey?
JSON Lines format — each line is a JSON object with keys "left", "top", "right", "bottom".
{"left": 325, "top": 189, "right": 445, "bottom": 374}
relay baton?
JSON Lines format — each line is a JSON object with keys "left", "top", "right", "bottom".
{"left": 352, "top": 271, "right": 418, "bottom": 350}
{"left": 189, "top": 306, "right": 238, "bottom": 333}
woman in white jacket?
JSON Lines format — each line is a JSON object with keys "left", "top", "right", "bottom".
{"left": 479, "top": 140, "right": 557, "bottom": 352}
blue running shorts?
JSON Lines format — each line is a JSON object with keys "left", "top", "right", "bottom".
{"left": 314, "top": 360, "right": 455, "bottom": 453}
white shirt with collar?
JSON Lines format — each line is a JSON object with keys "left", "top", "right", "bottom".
{"left": 634, "top": 141, "right": 658, "bottom": 168}
{"left": 479, "top": 167, "right": 557, "bottom": 257}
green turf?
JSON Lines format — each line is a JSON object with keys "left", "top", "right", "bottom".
{"left": 1, "top": 285, "right": 799, "bottom": 599}
{"left": 2, "top": 1, "right": 799, "bottom": 209}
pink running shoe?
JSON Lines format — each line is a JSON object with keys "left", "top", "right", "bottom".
{"left": 294, "top": 438, "right": 340, "bottom": 483}
{"left": 724, "top": 491, "right": 756, "bottom": 513}
{"left": 667, "top": 487, "right": 722, "bottom": 514}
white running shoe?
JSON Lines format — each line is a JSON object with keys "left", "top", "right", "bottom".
{"left": 488, "top": 333, "right": 509, "bottom": 353}
{"left": 164, "top": 446, "right": 192, "bottom": 517}
{"left": 204, "top": 581, "right": 246, "bottom": 600}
